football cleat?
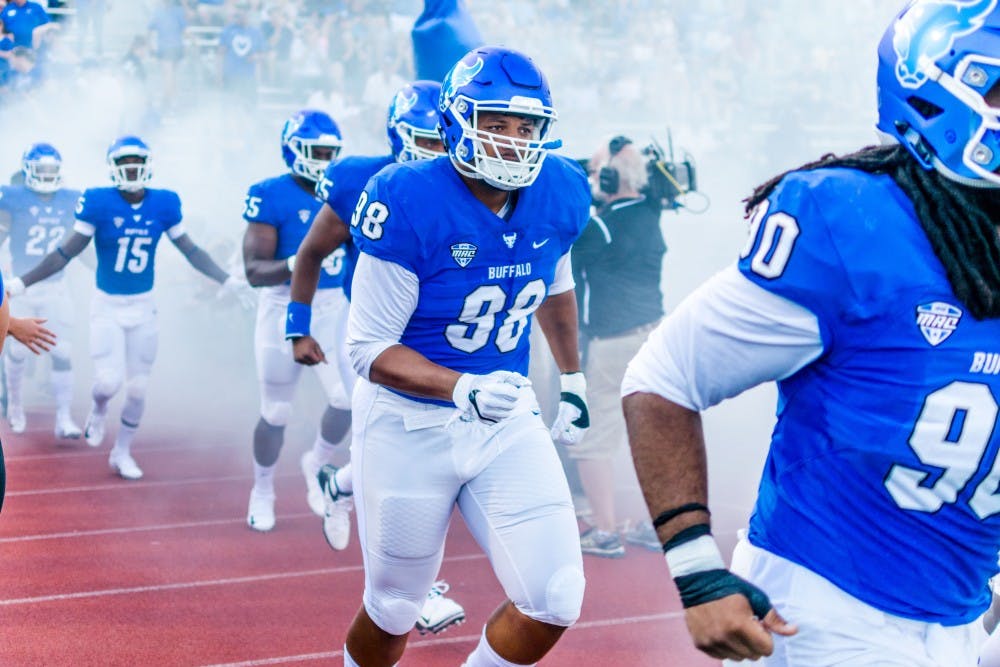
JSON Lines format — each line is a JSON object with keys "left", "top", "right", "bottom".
{"left": 247, "top": 487, "right": 276, "bottom": 532}
{"left": 7, "top": 405, "right": 25, "bottom": 434}
{"left": 415, "top": 581, "right": 466, "bottom": 635}
{"left": 84, "top": 409, "right": 106, "bottom": 447}
{"left": 54, "top": 412, "right": 82, "bottom": 439}
{"left": 300, "top": 451, "right": 325, "bottom": 517}
{"left": 108, "top": 449, "right": 143, "bottom": 480}
{"left": 318, "top": 464, "right": 353, "bottom": 550}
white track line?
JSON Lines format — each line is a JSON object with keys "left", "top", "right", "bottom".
{"left": 0, "top": 553, "right": 488, "bottom": 607}
{"left": 199, "top": 611, "right": 686, "bottom": 667}
{"left": 0, "top": 512, "right": 317, "bottom": 543}
{"left": 5, "top": 440, "right": 244, "bottom": 462}
{"left": 5, "top": 472, "right": 300, "bottom": 497}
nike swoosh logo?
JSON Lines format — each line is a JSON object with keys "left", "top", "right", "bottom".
{"left": 532, "top": 239, "right": 549, "bottom": 249}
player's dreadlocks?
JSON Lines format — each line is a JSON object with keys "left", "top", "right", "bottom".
{"left": 745, "top": 144, "right": 1000, "bottom": 320}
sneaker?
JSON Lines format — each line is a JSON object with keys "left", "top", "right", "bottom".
{"left": 318, "top": 464, "right": 353, "bottom": 550}
{"left": 247, "top": 487, "right": 276, "bottom": 532}
{"left": 7, "top": 404, "right": 25, "bottom": 434}
{"left": 579, "top": 528, "right": 625, "bottom": 558}
{"left": 84, "top": 410, "right": 106, "bottom": 447}
{"left": 415, "top": 581, "right": 465, "bottom": 635}
{"left": 108, "top": 449, "right": 143, "bottom": 480}
{"left": 300, "top": 451, "right": 324, "bottom": 516}
{"left": 54, "top": 412, "right": 82, "bottom": 439}
{"left": 623, "top": 521, "right": 662, "bottom": 552}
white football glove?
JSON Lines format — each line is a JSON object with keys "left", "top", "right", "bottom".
{"left": 550, "top": 372, "right": 590, "bottom": 446}
{"left": 218, "top": 274, "right": 256, "bottom": 310}
{"left": 6, "top": 276, "right": 25, "bottom": 298}
{"left": 453, "top": 371, "right": 532, "bottom": 424}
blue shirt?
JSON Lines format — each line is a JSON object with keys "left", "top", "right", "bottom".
{"left": 147, "top": 6, "right": 187, "bottom": 52}
{"left": 317, "top": 154, "right": 394, "bottom": 300}
{"left": 352, "top": 155, "right": 589, "bottom": 403}
{"left": 75, "top": 187, "right": 183, "bottom": 295}
{"left": 0, "top": 185, "right": 80, "bottom": 281}
{"left": 244, "top": 173, "right": 342, "bottom": 290}
{"left": 739, "top": 167, "right": 1000, "bottom": 625}
{"left": 219, "top": 24, "right": 264, "bottom": 80}
{"left": 0, "top": 1, "right": 49, "bottom": 48}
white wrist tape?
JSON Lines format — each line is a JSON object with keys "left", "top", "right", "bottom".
{"left": 665, "top": 535, "right": 725, "bottom": 577}
{"left": 286, "top": 255, "right": 296, "bottom": 272}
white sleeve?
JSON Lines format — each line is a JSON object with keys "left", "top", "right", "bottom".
{"left": 346, "top": 253, "right": 419, "bottom": 380}
{"left": 73, "top": 219, "right": 95, "bottom": 236}
{"left": 166, "top": 222, "right": 187, "bottom": 239}
{"left": 621, "top": 264, "right": 824, "bottom": 411}
{"left": 548, "top": 251, "right": 574, "bottom": 295}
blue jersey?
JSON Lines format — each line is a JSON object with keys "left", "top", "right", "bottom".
{"left": 317, "top": 154, "right": 394, "bottom": 300}
{"left": 352, "top": 155, "right": 590, "bottom": 404}
{"left": 738, "top": 167, "right": 1000, "bottom": 625}
{"left": 244, "top": 173, "right": 342, "bottom": 290}
{"left": 0, "top": 185, "right": 79, "bottom": 281}
{"left": 76, "top": 187, "right": 183, "bottom": 296}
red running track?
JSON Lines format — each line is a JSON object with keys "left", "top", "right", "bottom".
{"left": 0, "top": 411, "right": 724, "bottom": 666}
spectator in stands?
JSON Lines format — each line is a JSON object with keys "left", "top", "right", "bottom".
{"left": 5, "top": 45, "right": 40, "bottom": 93}
{"left": 260, "top": 4, "right": 291, "bottom": 85}
{"left": 0, "top": 0, "right": 54, "bottom": 49}
{"left": 193, "top": 0, "right": 226, "bottom": 27}
{"left": 148, "top": 0, "right": 187, "bottom": 108}
{"left": 570, "top": 136, "right": 667, "bottom": 558}
{"left": 75, "top": 0, "right": 109, "bottom": 57}
{"left": 217, "top": 1, "right": 265, "bottom": 108}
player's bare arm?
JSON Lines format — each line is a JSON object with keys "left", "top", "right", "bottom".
{"left": 623, "top": 391, "right": 794, "bottom": 660}
{"left": 368, "top": 344, "right": 461, "bottom": 403}
{"left": 171, "top": 233, "right": 229, "bottom": 284}
{"left": 289, "top": 203, "right": 349, "bottom": 366}
{"left": 243, "top": 222, "right": 290, "bottom": 287}
{"left": 534, "top": 289, "right": 582, "bottom": 373}
{"left": 14, "top": 230, "right": 91, "bottom": 290}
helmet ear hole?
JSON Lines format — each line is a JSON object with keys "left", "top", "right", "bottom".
{"left": 907, "top": 96, "right": 944, "bottom": 120}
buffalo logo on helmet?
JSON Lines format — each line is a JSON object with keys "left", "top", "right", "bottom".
{"left": 441, "top": 57, "right": 484, "bottom": 110}
{"left": 893, "top": 0, "right": 997, "bottom": 89}
{"left": 390, "top": 91, "right": 419, "bottom": 124}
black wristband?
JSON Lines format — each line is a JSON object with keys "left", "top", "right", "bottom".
{"left": 674, "top": 569, "right": 773, "bottom": 618}
{"left": 662, "top": 523, "right": 711, "bottom": 553}
{"left": 652, "top": 502, "right": 710, "bottom": 529}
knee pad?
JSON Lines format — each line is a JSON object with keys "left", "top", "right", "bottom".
{"left": 320, "top": 406, "right": 351, "bottom": 445}
{"left": 125, "top": 375, "right": 149, "bottom": 402}
{"left": 51, "top": 354, "right": 72, "bottom": 372}
{"left": 260, "top": 399, "right": 292, "bottom": 427}
{"left": 530, "top": 565, "right": 585, "bottom": 627}
{"left": 364, "top": 592, "right": 424, "bottom": 637}
{"left": 92, "top": 369, "right": 123, "bottom": 400}
{"left": 4, "top": 343, "right": 27, "bottom": 365}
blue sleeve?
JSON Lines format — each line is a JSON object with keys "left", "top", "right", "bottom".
{"left": 350, "top": 174, "right": 422, "bottom": 275}
{"left": 243, "top": 182, "right": 274, "bottom": 225}
{"left": 555, "top": 157, "right": 592, "bottom": 256}
{"left": 164, "top": 190, "right": 183, "bottom": 227}
{"left": 75, "top": 189, "right": 101, "bottom": 224}
{"left": 737, "top": 173, "right": 851, "bottom": 346}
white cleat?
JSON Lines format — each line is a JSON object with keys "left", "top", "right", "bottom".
{"left": 415, "top": 581, "right": 466, "bottom": 635}
{"left": 300, "top": 451, "right": 324, "bottom": 516}
{"left": 247, "top": 487, "right": 276, "bottom": 532}
{"left": 108, "top": 449, "right": 143, "bottom": 480}
{"left": 318, "top": 464, "right": 353, "bottom": 550}
{"left": 54, "top": 413, "right": 83, "bottom": 439}
{"left": 84, "top": 411, "right": 106, "bottom": 447}
{"left": 7, "top": 405, "right": 25, "bottom": 434}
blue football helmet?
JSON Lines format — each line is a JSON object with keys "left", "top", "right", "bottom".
{"left": 22, "top": 142, "right": 62, "bottom": 193}
{"left": 281, "top": 110, "right": 342, "bottom": 182}
{"left": 387, "top": 80, "right": 445, "bottom": 162}
{"left": 107, "top": 135, "right": 152, "bottom": 192}
{"left": 439, "top": 46, "right": 560, "bottom": 190}
{"left": 877, "top": 0, "right": 1000, "bottom": 186}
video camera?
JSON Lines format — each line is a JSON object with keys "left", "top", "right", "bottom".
{"left": 578, "top": 130, "right": 706, "bottom": 214}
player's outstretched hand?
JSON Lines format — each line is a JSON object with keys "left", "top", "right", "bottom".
{"left": 684, "top": 589, "right": 797, "bottom": 661}
{"left": 8, "top": 317, "right": 56, "bottom": 355}
{"left": 292, "top": 335, "right": 326, "bottom": 366}
{"left": 218, "top": 274, "right": 255, "bottom": 310}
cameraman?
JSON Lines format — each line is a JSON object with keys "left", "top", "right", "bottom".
{"left": 570, "top": 135, "right": 667, "bottom": 557}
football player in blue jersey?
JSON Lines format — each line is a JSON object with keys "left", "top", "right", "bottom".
{"left": 623, "top": 1, "right": 1000, "bottom": 664}
{"left": 6, "top": 135, "right": 247, "bottom": 481}
{"left": 241, "top": 109, "right": 352, "bottom": 532}
{"left": 0, "top": 142, "right": 82, "bottom": 438}
{"left": 287, "top": 80, "right": 466, "bottom": 637}
{"left": 328, "top": 46, "right": 591, "bottom": 667}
